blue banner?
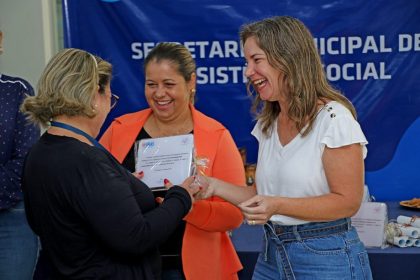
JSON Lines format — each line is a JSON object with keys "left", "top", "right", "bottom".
{"left": 63, "top": 0, "right": 420, "bottom": 200}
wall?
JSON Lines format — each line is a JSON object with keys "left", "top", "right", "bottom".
{"left": 0, "top": 0, "right": 60, "bottom": 87}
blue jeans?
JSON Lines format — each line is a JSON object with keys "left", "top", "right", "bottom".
{"left": 252, "top": 218, "right": 372, "bottom": 280}
{"left": 0, "top": 201, "right": 39, "bottom": 280}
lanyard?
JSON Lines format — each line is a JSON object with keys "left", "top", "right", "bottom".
{"left": 50, "top": 121, "right": 135, "bottom": 178}
{"left": 50, "top": 121, "right": 106, "bottom": 151}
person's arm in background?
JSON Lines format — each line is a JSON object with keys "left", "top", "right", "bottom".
{"left": 184, "top": 129, "right": 246, "bottom": 231}
{"left": 0, "top": 79, "right": 39, "bottom": 210}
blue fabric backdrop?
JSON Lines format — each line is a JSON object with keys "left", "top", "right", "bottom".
{"left": 62, "top": 0, "right": 420, "bottom": 200}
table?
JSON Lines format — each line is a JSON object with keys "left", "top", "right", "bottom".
{"left": 231, "top": 201, "right": 420, "bottom": 280}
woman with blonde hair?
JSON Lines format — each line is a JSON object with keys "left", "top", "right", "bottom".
{"left": 198, "top": 16, "right": 373, "bottom": 280}
{"left": 21, "top": 48, "right": 198, "bottom": 279}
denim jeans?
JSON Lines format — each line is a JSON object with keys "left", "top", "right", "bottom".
{"left": 0, "top": 201, "right": 39, "bottom": 280}
{"left": 252, "top": 218, "right": 372, "bottom": 280}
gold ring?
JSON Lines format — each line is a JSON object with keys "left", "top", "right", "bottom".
{"left": 249, "top": 220, "right": 256, "bottom": 226}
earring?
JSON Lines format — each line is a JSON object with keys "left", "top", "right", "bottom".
{"left": 191, "top": 88, "right": 196, "bottom": 94}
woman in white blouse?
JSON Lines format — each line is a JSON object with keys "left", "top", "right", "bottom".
{"left": 198, "top": 16, "right": 373, "bottom": 280}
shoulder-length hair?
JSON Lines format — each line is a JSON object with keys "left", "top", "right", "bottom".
{"left": 240, "top": 16, "right": 356, "bottom": 136}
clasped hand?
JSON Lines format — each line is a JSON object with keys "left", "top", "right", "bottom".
{"left": 238, "top": 195, "right": 277, "bottom": 225}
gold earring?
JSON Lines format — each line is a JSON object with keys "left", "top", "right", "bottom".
{"left": 191, "top": 88, "right": 196, "bottom": 94}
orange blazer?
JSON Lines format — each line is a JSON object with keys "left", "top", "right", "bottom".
{"left": 100, "top": 106, "right": 245, "bottom": 280}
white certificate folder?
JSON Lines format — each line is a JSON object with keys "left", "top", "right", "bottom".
{"left": 351, "top": 202, "right": 388, "bottom": 248}
{"left": 135, "top": 134, "right": 194, "bottom": 189}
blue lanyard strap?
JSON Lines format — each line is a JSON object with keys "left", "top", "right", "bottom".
{"left": 49, "top": 121, "right": 134, "bottom": 177}
{"left": 50, "top": 121, "right": 105, "bottom": 151}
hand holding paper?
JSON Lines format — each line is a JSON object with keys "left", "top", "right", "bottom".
{"left": 132, "top": 170, "right": 144, "bottom": 180}
{"left": 135, "top": 134, "right": 194, "bottom": 189}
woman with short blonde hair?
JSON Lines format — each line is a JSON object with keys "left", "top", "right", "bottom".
{"left": 21, "top": 48, "right": 198, "bottom": 280}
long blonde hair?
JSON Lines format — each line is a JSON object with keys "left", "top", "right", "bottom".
{"left": 240, "top": 16, "right": 356, "bottom": 136}
{"left": 21, "top": 48, "right": 112, "bottom": 127}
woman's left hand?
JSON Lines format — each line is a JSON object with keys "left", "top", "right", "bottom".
{"left": 238, "top": 195, "right": 279, "bottom": 225}
{"left": 132, "top": 170, "right": 144, "bottom": 180}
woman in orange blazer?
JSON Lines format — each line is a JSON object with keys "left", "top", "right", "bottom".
{"left": 100, "top": 42, "right": 245, "bottom": 280}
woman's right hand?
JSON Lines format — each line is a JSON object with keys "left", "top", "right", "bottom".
{"left": 194, "top": 175, "right": 215, "bottom": 200}
{"left": 194, "top": 176, "right": 257, "bottom": 206}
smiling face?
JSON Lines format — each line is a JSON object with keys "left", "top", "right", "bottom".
{"left": 145, "top": 59, "right": 194, "bottom": 121}
{"left": 243, "top": 36, "right": 288, "bottom": 103}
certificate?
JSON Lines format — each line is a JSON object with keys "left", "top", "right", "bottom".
{"left": 135, "top": 134, "right": 194, "bottom": 189}
{"left": 351, "top": 202, "right": 388, "bottom": 248}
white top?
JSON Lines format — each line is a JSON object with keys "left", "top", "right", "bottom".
{"left": 251, "top": 101, "right": 368, "bottom": 225}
